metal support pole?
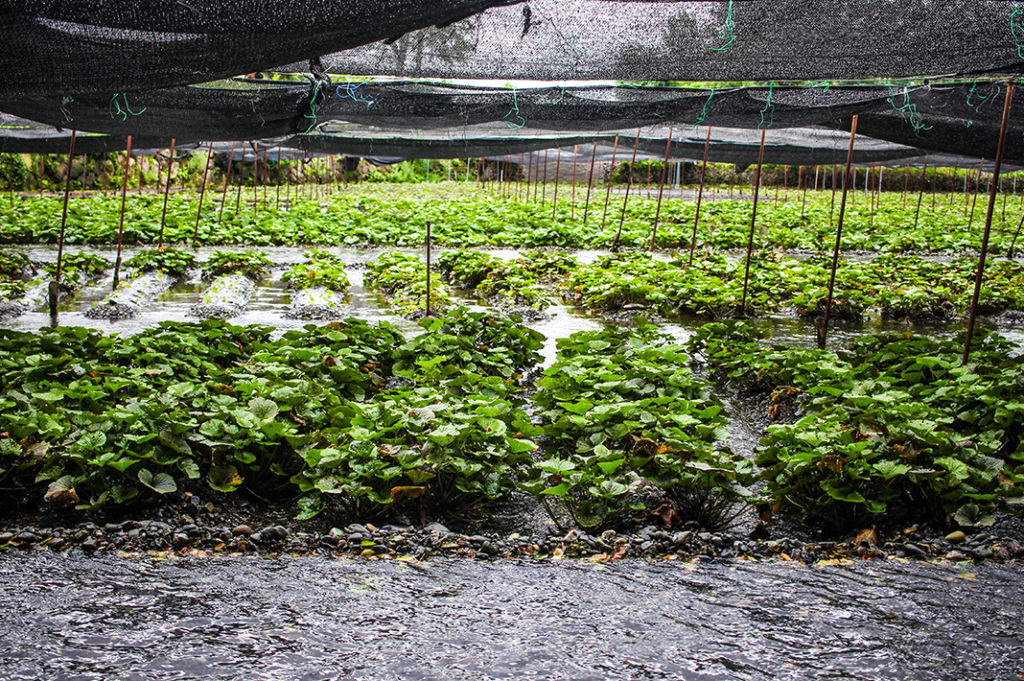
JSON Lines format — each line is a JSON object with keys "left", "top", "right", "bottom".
{"left": 158, "top": 138, "right": 175, "bottom": 248}
{"left": 821, "top": 115, "right": 860, "bottom": 348}
{"left": 50, "top": 130, "right": 77, "bottom": 324}
{"left": 964, "top": 82, "right": 1014, "bottom": 365}
{"left": 571, "top": 144, "right": 578, "bottom": 221}
{"left": 112, "top": 135, "right": 132, "bottom": 289}
{"left": 913, "top": 157, "right": 928, "bottom": 231}
{"left": 611, "top": 128, "right": 642, "bottom": 250}
{"left": 218, "top": 140, "right": 236, "bottom": 224}
{"left": 551, "top": 148, "right": 561, "bottom": 217}
{"left": 582, "top": 141, "right": 598, "bottom": 227}
{"left": 650, "top": 127, "right": 674, "bottom": 251}
{"left": 600, "top": 135, "right": 621, "bottom": 231}
{"left": 276, "top": 147, "right": 282, "bottom": 209}
{"left": 689, "top": 126, "right": 712, "bottom": 265}
{"left": 968, "top": 160, "right": 983, "bottom": 231}
{"left": 740, "top": 129, "right": 768, "bottom": 315}
{"left": 425, "top": 220, "right": 432, "bottom": 318}
{"left": 253, "top": 141, "right": 259, "bottom": 215}
{"left": 192, "top": 142, "right": 214, "bottom": 246}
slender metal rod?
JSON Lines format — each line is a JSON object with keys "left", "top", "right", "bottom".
{"left": 158, "top": 138, "right": 175, "bottom": 248}
{"left": 253, "top": 141, "right": 259, "bottom": 215}
{"left": 112, "top": 135, "right": 133, "bottom": 289}
{"left": 551, "top": 148, "right": 561, "bottom": 216}
{"left": 821, "top": 115, "right": 860, "bottom": 347}
{"left": 276, "top": 147, "right": 282, "bottom": 209}
{"left": 218, "top": 141, "right": 236, "bottom": 224}
{"left": 689, "top": 126, "right": 712, "bottom": 265}
{"left": 611, "top": 128, "right": 642, "bottom": 250}
{"left": 582, "top": 141, "right": 598, "bottom": 227}
{"left": 740, "top": 129, "right": 768, "bottom": 315}
{"left": 964, "top": 82, "right": 1015, "bottom": 365}
{"left": 192, "top": 142, "right": 214, "bottom": 246}
{"left": 570, "top": 144, "right": 578, "bottom": 221}
{"left": 50, "top": 130, "right": 77, "bottom": 323}
{"left": 829, "top": 164, "right": 838, "bottom": 226}
{"left": 425, "top": 220, "right": 432, "bottom": 318}
{"left": 913, "top": 157, "right": 928, "bottom": 231}
{"left": 650, "top": 127, "right": 674, "bottom": 250}
{"left": 600, "top": 135, "right": 621, "bottom": 231}
{"left": 540, "top": 150, "right": 549, "bottom": 203}
{"left": 967, "top": 159, "right": 983, "bottom": 231}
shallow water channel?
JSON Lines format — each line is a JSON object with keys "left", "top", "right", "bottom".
{"left": 0, "top": 553, "right": 1021, "bottom": 681}
{"left": 5, "top": 246, "right": 1024, "bottom": 367}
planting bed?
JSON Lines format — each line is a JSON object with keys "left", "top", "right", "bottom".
{"left": 2, "top": 186, "right": 1024, "bottom": 566}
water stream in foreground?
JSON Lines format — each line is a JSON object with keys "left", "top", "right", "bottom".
{"left": 0, "top": 553, "right": 1021, "bottom": 681}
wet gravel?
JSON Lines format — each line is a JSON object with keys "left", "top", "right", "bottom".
{"left": 2, "top": 492, "right": 1022, "bottom": 566}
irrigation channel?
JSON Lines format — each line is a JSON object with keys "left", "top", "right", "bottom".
{"left": 2, "top": 246, "right": 1024, "bottom": 680}
{"left": 0, "top": 553, "right": 1022, "bottom": 680}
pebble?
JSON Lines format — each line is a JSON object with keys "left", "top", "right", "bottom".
{"left": 903, "top": 543, "right": 928, "bottom": 558}
{"left": 424, "top": 523, "right": 450, "bottom": 535}
{"left": 15, "top": 531, "right": 39, "bottom": 544}
{"left": 0, "top": 532, "right": 13, "bottom": 544}
{"left": 671, "top": 531, "right": 693, "bottom": 548}
{"left": 253, "top": 525, "right": 288, "bottom": 543}
{"left": 945, "top": 530, "right": 967, "bottom": 544}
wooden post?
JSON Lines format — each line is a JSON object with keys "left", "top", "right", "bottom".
{"left": 740, "top": 129, "right": 768, "bottom": 315}
{"left": 582, "top": 141, "right": 598, "bottom": 227}
{"left": 821, "top": 115, "right": 860, "bottom": 348}
{"left": 600, "top": 135, "right": 621, "bottom": 231}
{"left": 50, "top": 130, "right": 77, "bottom": 324}
{"left": 689, "top": 126, "right": 713, "bottom": 266}
{"left": 218, "top": 140, "right": 236, "bottom": 224}
{"left": 650, "top": 127, "right": 674, "bottom": 251}
{"left": 192, "top": 142, "right": 214, "bottom": 246}
{"left": 964, "top": 82, "right": 1014, "bottom": 365}
{"left": 611, "top": 128, "right": 642, "bottom": 250}
{"left": 158, "top": 138, "right": 175, "bottom": 249}
{"left": 112, "top": 135, "right": 133, "bottom": 289}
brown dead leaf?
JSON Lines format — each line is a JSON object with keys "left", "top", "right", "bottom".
{"left": 855, "top": 527, "right": 878, "bottom": 546}
{"left": 390, "top": 485, "right": 426, "bottom": 501}
{"left": 651, "top": 503, "right": 680, "bottom": 528}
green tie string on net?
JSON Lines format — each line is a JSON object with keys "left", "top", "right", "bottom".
{"left": 1012, "top": 3, "right": 1024, "bottom": 59}
{"left": 887, "top": 86, "right": 932, "bottom": 133}
{"left": 758, "top": 82, "right": 775, "bottom": 130}
{"left": 502, "top": 86, "right": 526, "bottom": 129}
{"left": 109, "top": 93, "right": 147, "bottom": 122}
{"left": 302, "top": 80, "right": 324, "bottom": 134}
{"left": 710, "top": 0, "right": 736, "bottom": 51}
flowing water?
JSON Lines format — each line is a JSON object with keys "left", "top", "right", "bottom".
{"left": 0, "top": 553, "right": 1021, "bottom": 681}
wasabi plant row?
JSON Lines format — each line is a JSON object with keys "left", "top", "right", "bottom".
{"left": 3, "top": 190, "right": 1024, "bottom": 254}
